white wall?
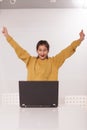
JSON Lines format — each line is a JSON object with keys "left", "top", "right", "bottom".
{"left": 0, "top": 9, "right": 87, "bottom": 104}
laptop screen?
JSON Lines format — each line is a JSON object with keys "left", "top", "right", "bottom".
{"left": 19, "top": 81, "right": 59, "bottom": 107}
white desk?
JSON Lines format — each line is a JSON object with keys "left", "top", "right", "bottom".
{"left": 0, "top": 105, "right": 87, "bottom": 130}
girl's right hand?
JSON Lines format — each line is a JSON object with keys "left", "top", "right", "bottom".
{"left": 2, "top": 27, "right": 9, "bottom": 38}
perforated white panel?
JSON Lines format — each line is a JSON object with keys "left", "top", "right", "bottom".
{"left": 1, "top": 93, "right": 19, "bottom": 105}
{"left": 65, "top": 95, "right": 87, "bottom": 106}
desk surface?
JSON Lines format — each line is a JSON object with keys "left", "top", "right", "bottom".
{"left": 0, "top": 105, "right": 87, "bottom": 130}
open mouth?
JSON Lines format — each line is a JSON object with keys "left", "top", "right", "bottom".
{"left": 41, "top": 55, "right": 45, "bottom": 57}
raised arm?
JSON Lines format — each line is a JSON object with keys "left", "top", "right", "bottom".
{"left": 2, "top": 27, "right": 31, "bottom": 65}
{"left": 53, "top": 30, "right": 85, "bottom": 68}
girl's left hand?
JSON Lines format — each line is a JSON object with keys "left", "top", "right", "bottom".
{"left": 79, "top": 30, "right": 85, "bottom": 41}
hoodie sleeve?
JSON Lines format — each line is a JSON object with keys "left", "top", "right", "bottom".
{"left": 6, "top": 35, "right": 31, "bottom": 65}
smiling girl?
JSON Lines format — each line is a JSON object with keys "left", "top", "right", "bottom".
{"left": 2, "top": 27, "right": 85, "bottom": 81}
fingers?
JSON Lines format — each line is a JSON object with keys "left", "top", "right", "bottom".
{"left": 79, "top": 29, "right": 85, "bottom": 36}
{"left": 2, "top": 26, "right": 6, "bottom": 33}
{"left": 81, "top": 29, "right": 83, "bottom": 32}
{"left": 80, "top": 29, "right": 83, "bottom": 34}
{"left": 2, "top": 26, "right": 8, "bottom": 37}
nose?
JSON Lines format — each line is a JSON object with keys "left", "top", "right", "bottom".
{"left": 41, "top": 51, "right": 44, "bottom": 55}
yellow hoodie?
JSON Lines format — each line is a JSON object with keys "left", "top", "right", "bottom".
{"left": 6, "top": 36, "right": 81, "bottom": 81}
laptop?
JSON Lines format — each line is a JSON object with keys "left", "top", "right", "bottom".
{"left": 19, "top": 81, "right": 59, "bottom": 107}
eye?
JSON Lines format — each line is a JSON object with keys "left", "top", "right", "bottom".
{"left": 39, "top": 49, "right": 42, "bottom": 51}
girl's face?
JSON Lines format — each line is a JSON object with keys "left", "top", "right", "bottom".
{"left": 37, "top": 45, "right": 49, "bottom": 60}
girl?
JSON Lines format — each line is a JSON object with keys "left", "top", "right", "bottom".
{"left": 2, "top": 27, "right": 85, "bottom": 81}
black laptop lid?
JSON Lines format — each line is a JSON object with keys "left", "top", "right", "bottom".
{"left": 19, "top": 81, "right": 58, "bottom": 107}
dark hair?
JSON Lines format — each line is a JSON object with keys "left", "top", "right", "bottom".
{"left": 36, "top": 40, "right": 50, "bottom": 51}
